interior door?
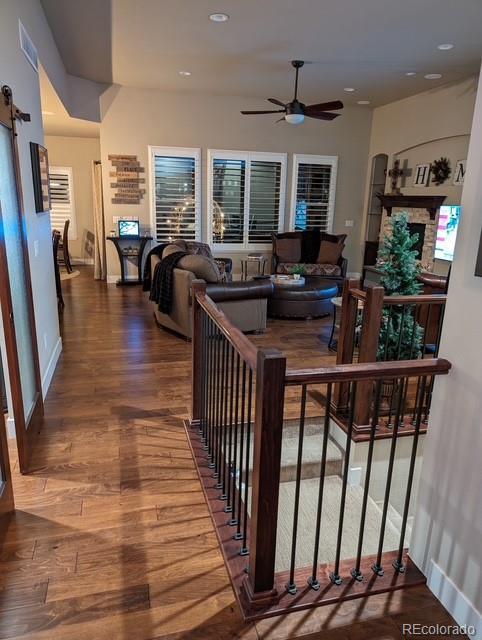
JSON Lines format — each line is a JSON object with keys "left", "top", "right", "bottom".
{"left": 0, "top": 86, "right": 44, "bottom": 474}
{"left": 0, "top": 350, "right": 14, "bottom": 517}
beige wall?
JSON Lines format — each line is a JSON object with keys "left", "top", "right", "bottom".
{"left": 100, "top": 85, "right": 372, "bottom": 278}
{"left": 45, "top": 135, "right": 100, "bottom": 261}
{"left": 363, "top": 78, "right": 477, "bottom": 274}
{"left": 410, "top": 64, "right": 482, "bottom": 630}
{"left": 0, "top": 0, "right": 62, "bottom": 396}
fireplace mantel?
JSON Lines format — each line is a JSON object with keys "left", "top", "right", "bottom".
{"left": 378, "top": 194, "right": 446, "bottom": 219}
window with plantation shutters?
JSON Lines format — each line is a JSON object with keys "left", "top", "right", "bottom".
{"left": 290, "top": 154, "right": 338, "bottom": 233}
{"left": 208, "top": 150, "right": 286, "bottom": 250}
{"left": 48, "top": 166, "right": 76, "bottom": 239}
{"left": 149, "top": 147, "right": 201, "bottom": 243}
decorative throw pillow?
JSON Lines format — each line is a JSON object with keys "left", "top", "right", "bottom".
{"left": 162, "top": 244, "right": 185, "bottom": 259}
{"left": 317, "top": 240, "right": 345, "bottom": 265}
{"left": 177, "top": 254, "right": 221, "bottom": 283}
{"left": 275, "top": 237, "right": 302, "bottom": 263}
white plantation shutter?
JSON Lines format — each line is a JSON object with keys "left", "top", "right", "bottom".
{"left": 48, "top": 167, "right": 77, "bottom": 239}
{"left": 208, "top": 150, "right": 286, "bottom": 249}
{"left": 149, "top": 147, "right": 201, "bottom": 242}
{"left": 291, "top": 155, "right": 338, "bottom": 232}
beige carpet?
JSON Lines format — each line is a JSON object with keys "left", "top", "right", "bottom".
{"left": 274, "top": 475, "right": 402, "bottom": 572}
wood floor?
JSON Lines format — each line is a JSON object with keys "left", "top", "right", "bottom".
{"left": 0, "top": 267, "right": 462, "bottom": 639}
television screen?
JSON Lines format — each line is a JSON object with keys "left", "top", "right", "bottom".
{"left": 434, "top": 205, "right": 461, "bottom": 261}
{"left": 118, "top": 219, "right": 139, "bottom": 237}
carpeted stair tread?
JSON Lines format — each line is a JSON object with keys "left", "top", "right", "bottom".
{"left": 274, "top": 475, "right": 402, "bottom": 572}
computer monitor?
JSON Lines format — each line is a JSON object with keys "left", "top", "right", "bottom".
{"left": 118, "top": 219, "right": 140, "bottom": 237}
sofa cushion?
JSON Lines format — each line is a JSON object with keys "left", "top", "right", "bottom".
{"left": 177, "top": 254, "right": 221, "bottom": 283}
{"left": 277, "top": 263, "right": 342, "bottom": 276}
{"left": 206, "top": 279, "right": 273, "bottom": 302}
{"left": 317, "top": 239, "right": 345, "bottom": 264}
{"left": 186, "top": 241, "right": 213, "bottom": 258}
{"left": 274, "top": 237, "right": 302, "bottom": 263}
{"left": 321, "top": 232, "right": 347, "bottom": 245}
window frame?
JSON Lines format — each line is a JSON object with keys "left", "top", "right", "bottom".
{"left": 289, "top": 154, "right": 338, "bottom": 233}
{"left": 207, "top": 149, "right": 287, "bottom": 252}
{"left": 48, "top": 165, "right": 77, "bottom": 240}
{"left": 148, "top": 145, "right": 202, "bottom": 243}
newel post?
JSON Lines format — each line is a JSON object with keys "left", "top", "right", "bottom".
{"left": 333, "top": 277, "right": 361, "bottom": 411}
{"left": 354, "top": 285, "right": 385, "bottom": 426}
{"left": 191, "top": 282, "right": 207, "bottom": 426}
{"left": 242, "top": 348, "right": 286, "bottom": 609}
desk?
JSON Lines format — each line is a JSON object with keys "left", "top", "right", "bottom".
{"left": 107, "top": 236, "right": 152, "bottom": 286}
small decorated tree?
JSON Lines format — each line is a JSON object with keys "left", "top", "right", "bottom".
{"left": 376, "top": 212, "right": 424, "bottom": 360}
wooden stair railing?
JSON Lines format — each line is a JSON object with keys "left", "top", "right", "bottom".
{"left": 188, "top": 286, "right": 452, "bottom": 621}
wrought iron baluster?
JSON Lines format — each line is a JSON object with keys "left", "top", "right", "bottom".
{"left": 219, "top": 338, "right": 229, "bottom": 496}
{"left": 235, "top": 361, "right": 247, "bottom": 541}
{"left": 395, "top": 305, "right": 407, "bottom": 360}
{"left": 240, "top": 367, "right": 253, "bottom": 556}
{"left": 330, "top": 381, "right": 358, "bottom": 585}
{"left": 393, "top": 376, "right": 428, "bottom": 573}
{"left": 372, "top": 377, "right": 405, "bottom": 576}
{"left": 351, "top": 380, "right": 382, "bottom": 581}
{"left": 225, "top": 344, "right": 235, "bottom": 513}
{"left": 286, "top": 384, "right": 307, "bottom": 594}
{"left": 207, "top": 318, "right": 215, "bottom": 461}
{"left": 308, "top": 383, "right": 332, "bottom": 590}
{"left": 214, "top": 329, "right": 223, "bottom": 481}
{"left": 229, "top": 353, "right": 241, "bottom": 526}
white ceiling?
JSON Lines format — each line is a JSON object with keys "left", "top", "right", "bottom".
{"left": 40, "top": 67, "right": 100, "bottom": 138}
{"left": 41, "top": 0, "right": 482, "bottom": 108}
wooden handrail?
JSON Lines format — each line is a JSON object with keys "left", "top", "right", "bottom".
{"left": 349, "top": 288, "right": 367, "bottom": 302}
{"left": 285, "top": 357, "right": 451, "bottom": 386}
{"left": 383, "top": 294, "right": 447, "bottom": 306}
{"left": 195, "top": 290, "right": 258, "bottom": 371}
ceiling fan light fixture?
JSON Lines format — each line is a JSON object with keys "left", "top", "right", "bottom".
{"left": 285, "top": 113, "right": 305, "bottom": 125}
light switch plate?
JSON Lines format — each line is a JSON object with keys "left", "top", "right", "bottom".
{"left": 34, "top": 240, "right": 39, "bottom": 257}
{"left": 345, "top": 220, "right": 354, "bottom": 228}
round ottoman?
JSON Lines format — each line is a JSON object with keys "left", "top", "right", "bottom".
{"left": 268, "top": 277, "right": 339, "bottom": 319}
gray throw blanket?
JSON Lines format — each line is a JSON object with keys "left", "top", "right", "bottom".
{"left": 149, "top": 251, "right": 189, "bottom": 314}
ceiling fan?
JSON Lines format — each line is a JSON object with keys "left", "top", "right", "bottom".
{"left": 241, "top": 60, "right": 343, "bottom": 125}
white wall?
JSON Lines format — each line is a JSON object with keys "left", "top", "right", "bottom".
{"left": 363, "top": 78, "right": 477, "bottom": 275}
{"left": 45, "top": 135, "right": 100, "bottom": 262}
{"left": 100, "top": 85, "right": 373, "bottom": 277}
{"left": 0, "top": 0, "right": 63, "bottom": 396}
{"left": 410, "top": 64, "right": 482, "bottom": 631}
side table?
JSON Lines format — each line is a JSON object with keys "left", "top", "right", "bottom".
{"left": 107, "top": 236, "right": 153, "bottom": 286}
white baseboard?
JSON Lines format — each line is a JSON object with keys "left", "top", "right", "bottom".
{"left": 427, "top": 560, "right": 482, "bottom": 639}
{"left": 106, "top": 275, "right": 139, "bottom": 284}
{"left": 6, "top": 416, "right": 15, "bottom": 439}
{"left": 41, "top": 336, "right": 62, "bottom": 399}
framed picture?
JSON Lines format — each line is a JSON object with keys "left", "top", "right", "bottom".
{"left": 453, "top": 159, "right": 466, "bottom": 185}
{"left": 413, "top": 163, "right": 431, "bottom": 187}
{"left": 30, "top": 142, "right": 50, "bottom": 213}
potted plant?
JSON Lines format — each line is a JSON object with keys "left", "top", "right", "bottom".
{"left": 291, "top": 264, "right": 306, "bottom": 280}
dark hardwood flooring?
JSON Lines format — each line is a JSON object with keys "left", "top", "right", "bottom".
{"left": 0, "top": 267, "right": 462, "bottom": 639}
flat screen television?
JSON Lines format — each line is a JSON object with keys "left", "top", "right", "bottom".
{"left": 434, "top": 205, "right": 461, "bottom": 262}
{"left": 118, "top": 219, "right": 140, "bottom": 237}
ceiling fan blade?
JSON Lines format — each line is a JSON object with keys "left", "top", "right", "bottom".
{"left": 268, "top": 98, "right": 286, "bottom": 107}
{"left": 306, "top": 112, "right": 340, "bottom": 121}
{"left": 305, "top": 100, "right": 344, "bottom": 113}
{"left": 240, "top": 109, "right": 285, "bottom": 115}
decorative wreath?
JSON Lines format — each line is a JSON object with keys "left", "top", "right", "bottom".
{"left": 430, "top": 157, "right": 451, "bottom": 185}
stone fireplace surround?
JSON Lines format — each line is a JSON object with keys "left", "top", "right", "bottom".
{"left": 380, "top": 206, "right": 438, "bottom": 268}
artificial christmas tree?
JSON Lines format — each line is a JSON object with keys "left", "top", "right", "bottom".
{"left": 377, "top": 212, "right": 424, "bottom": 360}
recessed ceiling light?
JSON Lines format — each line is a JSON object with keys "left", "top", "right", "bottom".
{"left": 437, "top": 43, "right": 454, "bottom": 50}
{"left": 178, "top": 70, "right": 191, "bottom": 76}
{"left": 405, "top": 72, "right": 417, "bottom": 77}
{"left": 209, "top": 13, "right": 229, "bottom": 22}
{"left": 425, "top": 73, "right": 442, "bottom": 80}
{"left": 344, "top": 87, "right": 355, "bottom": 92}
{"left": 41, "top": 110, "right": 55, "bottom": 116}
{"left": 357, "top": 100, "right": 370, "bottom": 105}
